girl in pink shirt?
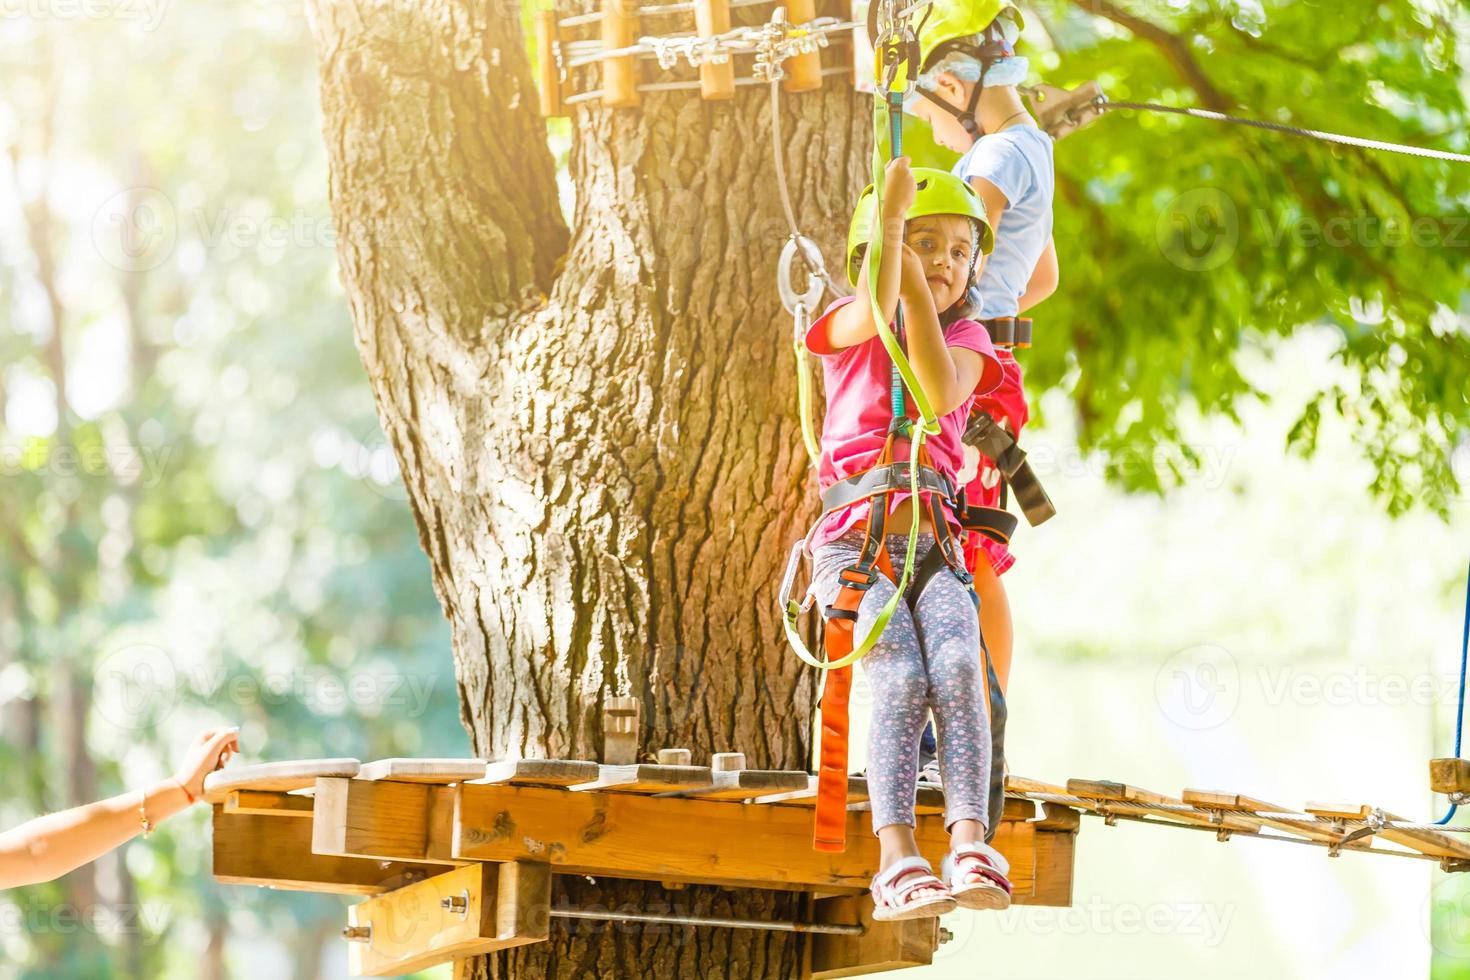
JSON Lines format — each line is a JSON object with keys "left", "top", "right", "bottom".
{"left": 802, "top": 158, "right": 1013, "bottom": 920}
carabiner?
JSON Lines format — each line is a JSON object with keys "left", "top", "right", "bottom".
{"left": 777, "top": 235, "right": 826, "bottom": 318}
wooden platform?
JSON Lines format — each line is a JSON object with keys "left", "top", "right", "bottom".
{"left": 210, "top": 758, "right": 1468, "bottom": 977}
{"left": 207, "top": 757, "right": 1082, "bottom": 978}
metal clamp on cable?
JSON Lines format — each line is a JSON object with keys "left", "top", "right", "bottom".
{"left": 1021, "top": 81, "right": 1108, "bottom": 141}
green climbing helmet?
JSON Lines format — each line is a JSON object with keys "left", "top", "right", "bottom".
{"left": 845, "top": 167, "right": 994, "bottom": 286}
{"left": 915, "top": 1, "right": 1024, "bottom": 74}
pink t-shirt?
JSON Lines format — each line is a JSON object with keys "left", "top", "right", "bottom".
{"left": 803, "top": 295, "right": 1003, "bottom": 551}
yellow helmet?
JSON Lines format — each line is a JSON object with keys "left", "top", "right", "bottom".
{"left": 914, "top": 2, "right": 1025, "bottom": 138}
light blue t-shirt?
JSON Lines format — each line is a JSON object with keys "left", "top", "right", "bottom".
{"left": 954, "top": 125, "right": 1054, "bottom": 319}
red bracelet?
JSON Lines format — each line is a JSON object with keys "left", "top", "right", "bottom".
{"left": 175, "top": 778, "right": 196, "bottom": 804}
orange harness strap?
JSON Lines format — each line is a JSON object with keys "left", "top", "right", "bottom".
{"left": 813, "top": 547, "right": 896, "bottom": 852}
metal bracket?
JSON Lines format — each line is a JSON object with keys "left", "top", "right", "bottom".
{"left": 1022, "top": 81, "right": 1108, "bottom": 140}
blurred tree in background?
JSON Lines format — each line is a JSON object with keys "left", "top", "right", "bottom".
{"left": 0, "top": 3, "right": 460, "bottom": 977}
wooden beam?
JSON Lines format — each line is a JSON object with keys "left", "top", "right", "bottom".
{"left": 202, "top": 758, "right": 360, "bottom": 804}
{"left": 346, "top": 862, "right": 551, "bottom": 977}
{"left": 313, "top": 778, "right": 463, "bottom": 866}
{"left": 212, "top": 808, "right": 438, "bottom": 896}
{"left": 1431, "top": 758, "right": 1470, "bottom": 796}
{"left": 809, "top": 894, "right": 937, "bottom": 979}
{"left": 224, "top": 790, "right": 314, "bottom": 819}
{"left": 454, "top": 782, "right": 992, "bottom": 895}
{"left": 602, "top": 696, "right": 640, "bottom": 763}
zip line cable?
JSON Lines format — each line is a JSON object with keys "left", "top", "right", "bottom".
{"left": 1103, "top": 100, "right": 1470, "bottom": 165}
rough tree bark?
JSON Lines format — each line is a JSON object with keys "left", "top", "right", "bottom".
{"left": 306, "top": 0, "right": 866, "bottom": 976}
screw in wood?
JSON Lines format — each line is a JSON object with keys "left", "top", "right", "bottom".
{"left": 341, "top": 924, "right": 372, "bottom": 943}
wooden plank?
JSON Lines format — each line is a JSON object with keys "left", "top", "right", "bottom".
{"left": 569, "top": 764, "right": 714, "bottom": 794}
{"left": 202, "top": 758, "right": 360, "bottom": 804}
{"left": 1304, "top": 801, "right": 1373, "bottom": 820}
{"left": 1005, "top": 774, "right": 1070, "bottom": 797}
{"left": 224, "top": 790, "right": 314, "bottom": 819}
{"left": 1303, "top": 800, "right": 1470, "bottom": 860}
{"left": 357, "top": 758, "right": 488, "bottom": 784}
{"left": 668, "top": 769, "right": 811, "bottom": 801}
{"left": 781, "top": 0, "right": 823, "bottom": 93}
{"left": 212, "top": 808, "right": 437, "bottom": 896}
{"left": 534, "top": 9, "right": 564, "bottom": 118}
{"left": 1066, "top": 779, "right": 1261, "bottom": 834}
{"left": 347, "top": 862, "right": 550, "bottom": 977}
{"left": 1182, "top": 789, "right": 1342, "bottom": 844}
{"left": 1431, "top": 758, "right": 1470, "bottom": 795}
{"left": 600, "top": 0, "right": 641, "bottom": 109}
{"left": 453, "top": 782, "right": 1034, "bottom": 895}
{"left": 1027, "top": 829, "right": 1076, "bottom": 908}
{"left": 693, "top": 0, "right": 736, "bottom": 100}
{"left": 473, "top": 759, "right": 600, "bottom": 788}
{"left": 809, "top": 894, "right": 937, "bottom": 979}
{"left": 312, "top": 777, "right": 463, "bottom": 866}
{"left": 757, "top": 775, "right": 947, "bottom": 816}
{"left": 1375, "top": 810, "right": 1470, "bottom": 861}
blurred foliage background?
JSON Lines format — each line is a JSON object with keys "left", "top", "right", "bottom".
{"left": 1, "top": 2, "right": 463, "bottom": 977}
{"left": 0, "top": 0, "right": 1466, "bottom": 977}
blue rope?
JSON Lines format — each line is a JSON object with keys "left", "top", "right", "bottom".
{"left": 1434, "top": 558, "right": 1470, "bottom": 825}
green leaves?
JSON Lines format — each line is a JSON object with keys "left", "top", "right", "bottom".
{"left": 1025, "top": 0, "right": 1469, "bottom": 507}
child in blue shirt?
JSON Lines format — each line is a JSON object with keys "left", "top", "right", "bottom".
{"left": 905, "top": 5, "right": 1058, "bottom": 779}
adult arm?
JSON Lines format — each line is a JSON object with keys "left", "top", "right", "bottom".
{"left": 0, "top": 727, "right": 238, "bottom": 890}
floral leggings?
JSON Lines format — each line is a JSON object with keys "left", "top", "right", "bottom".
{"left": 810, "top": 529, "right": 992, "bottom": 835}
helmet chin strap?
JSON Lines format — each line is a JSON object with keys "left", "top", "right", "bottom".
{"left": 919, "top": 83, "right": 986, "bottom": 138}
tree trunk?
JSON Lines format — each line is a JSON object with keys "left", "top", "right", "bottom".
{"left": 307, "top": 1, "right": 865, "bottom": 975}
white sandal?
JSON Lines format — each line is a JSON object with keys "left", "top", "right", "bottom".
{"left": 869, "top": 855, "right": 957, "bottom": 921}
{"left": 941, "top": 842, "right": 1013, "bottom": 911}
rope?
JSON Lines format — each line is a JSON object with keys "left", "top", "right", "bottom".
{"left": 768, "top": 79, "right": 848, "bottom": 299}
{"left": 1436, "top": 559, "right": 1470, "bottom": 824}
{"left": 1105, "top": 101, "right": 1470, "bottom": 165}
